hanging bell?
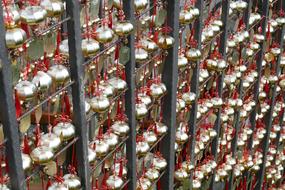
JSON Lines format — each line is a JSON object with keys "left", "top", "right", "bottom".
{"left": 135, "top": 103, "right": 148, "bottom": 120}
{"left": 15, "top": 80, "right": 37, "bottom": 101}
{"left": 30, "top": 146, "right": 54, "bottom": 164}
{"left": 32, "top": 71, "right": 53, "bottom": 93}
{"left": 22, "top": 153, "right": 32, "bottom": 171}
{"left": 182, "top": 92, "right": 196, "bottom": 105}
{"left": 5, "top": 27, "right": 27, "bottom": 49}
{"left": 113, "top": 21, "right": 134, "bottom": 36}
{"left": 111, "top": 121, "right": 130, "bottom": 137}
{"left": 47, "top": 64, "right": 70, "bottom": 85}
{"left": 149, "top": 82, "right": 167, "bottom": 98}
{"left": 53, "top": 122, "right": 76, "bottom": 141}
{"left": 108, "top": 77, "right": 127, "bottom": 92}
{"left": 40, "top": 133, "right": 61, "bottom": 151}
{"left": 90, "top": 95, "right": 110, "bottom": 113}
{"left": 88, "top": 146, "right": 96, "bottom": 163}
{"left": 136, "top": 177, "right": 151, "bottom": 190}
{"left": 135, "top": 47, "right": 148, "bottom": 65}
{"left": 155, "top": 122, "right": 168, "bottom": 136}
{"left": 185, "top": 48, "right": 201, "bottom": 61}
{"left": 145, "top": 167, "right": 160, "bottom": 181}
{"left": 136, "top": 140, "right": 150, "bottom": 156}
{"left": 176, "top": 129, "right": 188, "bottom": 144}
{"left": 143, "top": 131, "right": 157, "bottom": 145}
{"left": 95, "top": 26, "right": 114, "bottom": 43}
{"left": 134, "top": 0, "right": 148, "bottom": 11}
{"left": 157, "top": 34, "right": 175, "bottom": 49}
{"left": 179, "top": 10, "right": 194, "bottom": 25}
{"left": 20, "top": 6, "right": 47, "bottom": 25}
{"left": 106, "top": 175, "right": 124, "bottom": 190}
{"left": 48, "top": 182, "right": 69, "bottom": 190}
{"left": 141, "top": 38, "right": 158, "bottom": 52}
{"left": 94, "top": 139, "right": 110, "bottom": 157}
{"left": 178, "top": 55, "right": 188, "bottom": 68}
{"left": 63, "top": 174, "right": 82, "bottom": 190}
{"left": 40, "top": 0, "right": 64, "bottom": 17}
{"left": 82, "top": 38, "right": 100, "bottom": 57}
{"left": 137, "top": 93, "right": 152, "bottom": 107}
{"left": 3, "top": 5, "right": 20, "bottom": 28}
{"left": 103, "top": 132, "right": 119, "bottom": 149}
{"left": 174, "top": 168, "right": 189, "bottom": 181}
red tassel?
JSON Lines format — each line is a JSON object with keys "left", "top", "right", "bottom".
{"left": 108, "top": 10, "right": 113, "bottom": 29}
{"left": 34, "top": 125, "right": 41, "bottom": 147}
{"left": 23, "top": 135, "right": 30, "bottom": 154}
{"left": 115, "top": 45, "right": 120, "bottom": 61}
{"left": 64, "top": 93, "right": 71, "bottom": 117}
{"left": 15, "top": 91, "right": 22, "bottom": 118}
{"left": 46, "top": 178, "right": 52, "bottom": 190}
{"left": 20, "top": 23, "right": 30, "bottom": 38}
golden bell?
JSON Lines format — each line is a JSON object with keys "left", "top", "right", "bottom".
{"left": 40, "top": 0, "right": 64, "bottom": 17}
{"left": 82, "top": 38, "right": 100, "bottom": 57}
{"left": 20, "top": 6, "right": 47, "bottom": 25}
{"left": 157, "top": 35, "right": 175, "bottom": 49}
{"left": 179, "top": 10, "right": 194, "bottom": 25}
{"left": 185, "top": 48, "right": 201, "bottom": 61}
{"left": 134, "top": 0, "right": 148, "bottom": 11}
{"left": 5, "top": 28, "right": 27, "bottom": 49}
{"left": 95, "top": 26, "right": 114, "bottom": 43}
{"left": 141, "top": 38, "right": 158, "bottom": 52}
{"left": 113, "top": 21, "right": 134, "bottom": 36}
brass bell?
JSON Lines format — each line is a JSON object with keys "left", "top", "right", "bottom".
{"left": 47, "top": 64, "right": 70, "bottom": 85}
{"left": 106, "top": 175, "right": 124, "bottom": 190}
{"left": 30, "top": 146, "right": 54, "bottom": 164}
{"left": 113, "top": 21, "right": 134, "bottom": 36}
{"left": 157, "top": 34, "right": 175, "bottom": 49}
{"left": 149, "top": 82, "right": 167, "bottom": 98}
{"left": 53, "top": 122, "right": 75, "bottom": 141}
{"left": 134, "top": 0, "right": 148, "bottom": 11}
{"left": 22, "top": 153, "right": 32, "bottom": 171}
{"left": 40, "top": 133, "right": 61, "bottom": 151}
{"left": 32, "top": 71, "right": 53, "bottom": 93}
{"left": 174, "top": 168, "right": 189, "bottom": 181}
{"left": 95, "top": 26, "right": 114, "bottom": 43}
{"left": 15, "top": 80, "right": 37, "bottom": 101}
{"left": 108, "top": 77, "right": 127, "bottom": 92}
{"left": 63, "top": 174, "right": 82, "bottom": 190}
{"left": 135, "top": 47, "right": 148, "bottom": 64}
{"left": 143, "top": 130, "right": 157, "bottom": 145}
{"left": 103, "top": 132, "right": 119, "bottom": 149}
{"left": 185, "top": 48, "right": 201, "bottom": 61}
{"left": 141, "top": 38, "right": 158, "bottom": 52}
{"left": 90, "top": 95, "right": 110, "bottom": 113}
{"left": 48, "top": 182, "right": 69, "bottom": 190}
{"left": 178, "top": 55, "right": 188, "bottom": 68}
{"left": 179, "top": 10, "right": 194, "bottom": 25}
{"left": 20, "top": 6, "right": 47, "bottom": 25}
{"left": 136, "top": 140, "right": 150, "bottom": 156}
{"left": 145, "top": 167, "right": 160, "bottom": 181}
{"left": 136, "top": 177, "right": 151, "bottom": 190}
{"left": 5, "top": 28, "right": 27, "bottom": 49}
{"left": 81, "top": 38, "right": 100, "bottom": 57}
{"left": 40, "top": 0, "right": 64, "bottom": 17}
{"left": 94, "top": 139, "right": 110, "bottom": 157}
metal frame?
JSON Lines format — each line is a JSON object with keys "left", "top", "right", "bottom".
{"left": 1, "top": 0, "right": 285, "bottom": 189}
{"left": 123, "top": 0, "right": 137, "bottom": 189}
{"left": 66, "top": 0, "right": 91, "bottom": 189}
{"left": 160, "top": 0, "right": 180, "bottom": 189}
{"left": 0, "top": 2, "right": 26, "bottom": 190}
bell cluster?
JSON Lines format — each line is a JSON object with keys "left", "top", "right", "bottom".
{"left": 0, "top": 0, "right": 285, "bottom": 190}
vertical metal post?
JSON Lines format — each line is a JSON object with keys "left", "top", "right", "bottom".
{"left": 66, "top": 1, "right": 91, "bottom": 189}
{"left": 228, "top": 1, "right": 252, "bottom": 188}
{"left": 160, "top": 0, "right": 179, "bottom": 189}
{"left": 210, "top": 0, "right": 230, "bottom": 189}
{"left": 123, "top": 0, "right": 136, "bottom": 189}
{"left": 249, "top": 0, "right": 270, "bottom": 151}
{"left": 188, "top": 0, "right": 204, "bottom": 189}
{"left": 0, "top": 2, "right": 26, "bottom": 190}
{"left": 254, "top": 10, "right": 285, "bottom": 190}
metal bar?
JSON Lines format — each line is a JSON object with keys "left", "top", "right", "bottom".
{"left": 228, "top": 1, "right": 253, "bottom": 188}
{"left": 122, "top": 0, "right": 136, "bottom": 189}
{"left": 0, "top": 2, "right": 26, "bottom": 189}
{"left": 210, "top": 0, "right": 230, "bottom": 189}
{"left": 249, "top": 0, "right": 270, "bottom": 151}
{"left": 65, "top": 0, "right": 91, "bottom": 189}
{"left": 160, "top": 0, "right": 179, "bottom": 189}
{"left": 254, "top": 17, "right": 285, "bottom": 190}
{"left": 188, "top": 0, "right": 204, "bottom": 189}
